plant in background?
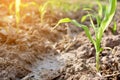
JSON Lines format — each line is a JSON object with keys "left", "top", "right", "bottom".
{"left": 9, "top": 0, "right": 39, "bottom": 32}
{"left": 54, "top": 0, "right": 117, "bottom": 71}
{"left": 9, "top": 2, "right": 15, "bottom": 15}
{"left": 39, "top": 1, "right": 50, "bottom": 23}
{"left": 9, "top": 0, "right": 47, "bottom": 24}
{"left": 8, "top": 0, "right": 21, "bottom": 32}
{"left": 8, "top": 0, "right": 81, "bottom": 30}
{"left": 38, "top": 0, "right": 81, "bottom": 23}
{"left": 15, "top": 0, "right": 21, "bottom": 32}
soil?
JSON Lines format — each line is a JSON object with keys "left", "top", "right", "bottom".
{"left": 0, "top": 1, "right": 120, "bottom": 80}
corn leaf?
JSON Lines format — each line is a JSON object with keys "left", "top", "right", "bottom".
{"left": 53, "top": 18, "right": 71, "bottom": 30}
{"left": 97, "top": 0, "right": 103, "bottom": 18}
{"left": 97, "top": 0, "right": 117, "bottom": 40}
{"left": 71, "top": 20, "right": 95, "bottom": 44}
{"left": 81, "top": 14, "right": 90, "bottom": 22}
{"left": 56, "top": 18, "right": 71, "bottom": 25}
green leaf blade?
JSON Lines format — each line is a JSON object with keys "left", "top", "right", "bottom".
{"left": 71, "top": 20, "right": 95, "bottom": 44}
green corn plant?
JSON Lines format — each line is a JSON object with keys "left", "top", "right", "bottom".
{"left": 54, "top": 0, "right": 117, "bottom": 71}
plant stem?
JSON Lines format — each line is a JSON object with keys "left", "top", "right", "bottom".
{"left": 94, "top": 40, "right": 101, "bottom": 71}
{"left": 96, "top": 51, "right": 100, "bottom": 71}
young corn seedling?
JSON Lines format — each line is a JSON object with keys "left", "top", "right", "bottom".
{"left": 54, "top": 0, "right": 117, "bottom": 71}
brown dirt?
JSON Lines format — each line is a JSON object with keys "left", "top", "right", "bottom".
{"left": 0, "top": 1, "right": 120, "bottom": 80}
{"left": 51, "top": 3, "right": 120, "bottom": 80}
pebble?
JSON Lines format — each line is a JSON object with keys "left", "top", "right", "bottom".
{"left": 60, "top": 67, "right": 66, "bottom": 73}
{"left": 101, "top": 56, "right": 108, "bottom": 64}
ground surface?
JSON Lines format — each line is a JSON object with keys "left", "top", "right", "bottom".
{"left": 0, "top": 1, "right": 120, "bottom": 80}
